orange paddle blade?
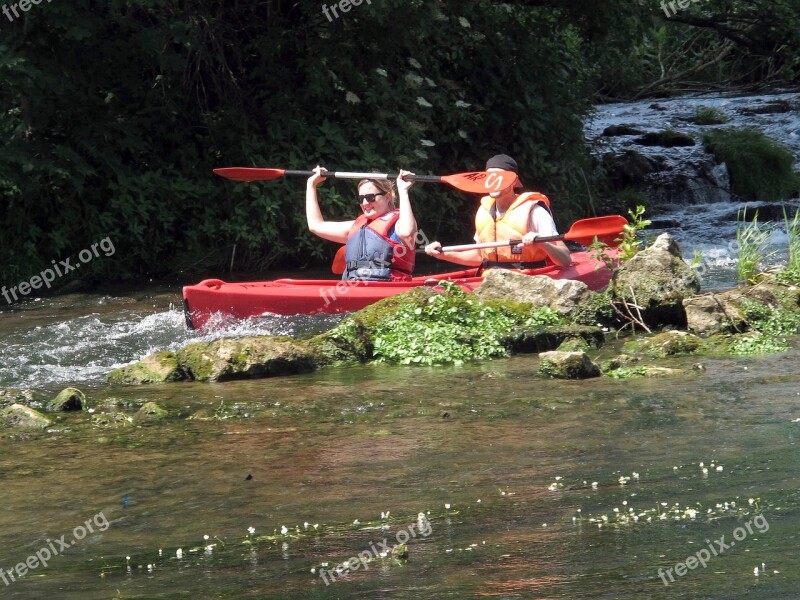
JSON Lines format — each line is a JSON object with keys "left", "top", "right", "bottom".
{"left": 439, "top": 170, "right": 516, "bottom": 194}
{"left": 332, "top": 246, "right": 346, "bottom": 275}
{"left": 564, "top": 215, "right": 628, "bottom": 246}
{"left": 213, "top": 167, "right": 287, "bottom": 182}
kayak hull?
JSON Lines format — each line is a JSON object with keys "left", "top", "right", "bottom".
{"left": 182, "top": 250, "right": 615, "bottom": 330}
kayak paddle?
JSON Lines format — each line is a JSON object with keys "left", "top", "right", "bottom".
{"left": 439, "top": 215, "right": 629, "bottom": 252}
{"left": 213, "top": 167, "right": 517, "bottom": 195}
{"left": 331, "top": 214, "right": 628, "bottom": 273}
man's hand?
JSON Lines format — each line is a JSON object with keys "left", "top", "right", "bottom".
{"left": 425, "top": 241, "right": 443, "bottom": 256}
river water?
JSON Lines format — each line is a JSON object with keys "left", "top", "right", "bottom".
{"left": 2, "top": 94, "right": 800, "bottom": 598}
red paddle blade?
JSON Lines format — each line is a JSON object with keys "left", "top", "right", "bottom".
{"left": 332, "top": 246, "right": 346, "bottom": 275}
{"left": 441, "top": 170, "right": 517, "bottom": 194}
{"left": 213, "top": 167, "right": 287, "bottom": 182}
{"left": 564, "top": 215, "right": 628, "bottom": 246}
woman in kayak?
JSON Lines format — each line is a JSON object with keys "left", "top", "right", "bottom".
{"left": 306, "top": 166, "right": 418, "bottom": 281}
{"left": 424, "top": 154, "right": 571, "bottom": 269}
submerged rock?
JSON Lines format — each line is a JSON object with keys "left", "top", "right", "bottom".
{"left": 613, "top": 233, "right": 700, "bottom": 328}
{"left": 508, "top": 325, "right": 604, "bottom": 354}
{"left": 92, "top": 412, "right": 132, "bottom": 428}
{"left": 0, "top": 404, "right": 53, "bottom": 430}
{"left": 107, "top": 351, "right": 184, "bottom": 385}
{"left": 475, "top": 269, "right": 592, "bottom": 316}
{"left": 134, "top": 402, "right": 169, "bottom": 424}
{"left": 537, "top": 351, "right": 601, "bottom": 379}
{"left": 623, "top": 331, "right": 705, "bottom": 358}
{"left": 49, "top": 388, "right": 87, "bottom": 412}
{"left": 177, "top": 337, "right": 315, "bottom": 382}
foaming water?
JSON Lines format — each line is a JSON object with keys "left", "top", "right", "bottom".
{"left": 0, "top": 293, "right": 343, "bottom": 390}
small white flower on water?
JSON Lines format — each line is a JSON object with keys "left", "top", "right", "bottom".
{"left": 749, "top": 498, "right": 755, "bottom": 505}
{"left": 304, "top": 522, "right": 309, "bottom": 529}
{"left": 591, "top": 482, "right": 598, "bottom": 489}
{"left": 248, "top": 527, "right": 255, "bottom": 535}
{"left": 632, "top": 472, "right": 640, "bottom": 480}
{"left": 542, "top": 523, "right": 547, "bottom": 527}
{"left": 445, "top": 503, "right": 451, "bottom": 509}
{"left": 408, "top": 57, "right": 422, "bottom": 69}
{"left": 126, "top": 556, "right": 131, "bottom": 561}
{"left": 88, "top": 408, "right": 95, "bottom": 413}
{"left": 282, "top": 542, "right": 288, "bottom": 551}
{"left": 572, "top": 516, "right": 576, "bottom": 523}
{"left": 281, "top": 525, "right": 288, "bottom": 535}
{"left": 455, "top": 100, "right": 471, "bottom": 108}
{"left": 716, "top": 466, "right": 723, "bottom": 472}
{"left": 353, "top": 519, "right": 360, "bottom": 525}
{"left": 375, "top": 68, "right": 388, "bottom": 77}
{"left": 548, "top": 483, "right": 558, "bottom": 491}
{"left": 476, "top": 499, "right": 481, "bottom": 503}
{"left": 204, "top": 534, "right": 209, "bottom": 541}
{"left": 699, "top": 462, "right": 704, "bottom": 467}
{"left": 702, "top": 468, "right": 709, "bottom": 474}
{"left": 458, "top": 16, "right": 471, "bottom": 28}
{"left": 176, "top": 548, "right": 183, "bottom": 559}
{"left": 613, "top": 508, "right": 619, "bottom": 513}
{"left": 321, "top": 562, "right": 328, "bottom": 567}
{"left": 622, "top": 500, "right": 628, "bottom": 505}
{"left": 754, "top": 566, "right": 759, "bottom": 576}
{"left": 673, "top": 466, "right": 678, "bottom": 471}
{"left": 147, "top": 564, "right": 153, "bottom": 572}
{"left": 420, "top": 139, "right": 435, "bottom": 147}
{"left": 158, "top": 549, "right": 162, "bottom": 557}
{"left": 345, "top": 91, "right": 361, "bottom": 104}
{"left": 314, "top": 524, "right": 319, "bottom": 530}
{"left": 415, "top": 97, "right": 433, "bottom": 108}
{"left": 311, "top": 567, "right": 316, "bottom": 574}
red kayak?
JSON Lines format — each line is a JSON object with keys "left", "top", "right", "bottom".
{"left": 182, "top": 249, "right": 616, "bottom": 330}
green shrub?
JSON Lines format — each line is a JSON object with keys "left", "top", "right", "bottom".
{"left": 703, "top": 129, "right": 800, "bottom": 201}
{"left": 735, "top": 210, "right": 775, "bottom": 285}
{"left": 690, "top": 106, "right": 729, "bottom": 125}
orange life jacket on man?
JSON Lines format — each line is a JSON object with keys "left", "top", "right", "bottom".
{"left": 344, "top": 209, "right": 414, "bottom": 281}
{"left": 475, "top": 192, "right": 552, "bottom": 267}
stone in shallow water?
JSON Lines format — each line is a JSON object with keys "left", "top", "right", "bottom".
{"left": 0, "top": 404, "right": 53, "bottom": 430}
{"left": 537, "top": 351, "right": 601, "bottom": 379}
{"left": 49, "top": 387, "right": 87, "bottom": 412}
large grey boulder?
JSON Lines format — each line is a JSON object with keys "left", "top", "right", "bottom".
{"left": 613, "top": 233, "right": 700, "bottom": 328}
{"left": 475, "top": 269, "right": 592, "bottom": 316}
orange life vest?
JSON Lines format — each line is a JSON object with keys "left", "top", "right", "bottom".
{"left": 344, "top": 210, "right": 414, "bottom": 281}
{"left": 475, "top": 192, "right": 552, "bottom": 264}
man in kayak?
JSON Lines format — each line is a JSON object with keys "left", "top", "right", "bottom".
{"left": 424, "top": 154, "right": 571, "bottom": 269}
{"left": 306, "top": 166, "right": 418, "bottom": 281}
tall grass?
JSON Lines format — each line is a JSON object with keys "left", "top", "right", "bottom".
{"left": 736, "top": 210, "right": 775, "bottom": 285}
{"left": 777, "top": 207, "right": 800, "bottom": 285}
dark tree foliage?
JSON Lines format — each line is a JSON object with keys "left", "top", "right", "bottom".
{"left": 0, "top": 0, "right": 797, "bottom": 288}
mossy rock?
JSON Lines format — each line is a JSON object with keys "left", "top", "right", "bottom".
{"left": 506, "top": 325, "right": 604, "bottom": 355}
{"left": 622, "top": 331, "right": 705, "bottom": 358}
{"left": 107, "top": 351, "right": 185, "bottom": 385}
{"left": 0, "top": 404, "right": 52, "bottom": 430}
{"left": 391, "top": 543, "right": 409, "bottom": 559}
{"left": 92, "top": 412, "right": 132, "bottom": 428}
{"left": 48, "top": 387, "right": 87, "bottom": 412}
{"left": 538, "top": 351, "right": 601, "bottom": 379}
{"left": 134, "top": 402, "right": 169, "bottom": 424}
{"left": 569, "top": 291, "right": 616, "bottom": 327}
{"left": 177, "top": 336, "right": 315, "bottom": 382}
{"left": 308, "top": 287, "right": 437, "bottom": 366}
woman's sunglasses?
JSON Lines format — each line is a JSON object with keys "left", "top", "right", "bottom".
{"left": 357, "top": 192, "right": 386, "bottom": 204}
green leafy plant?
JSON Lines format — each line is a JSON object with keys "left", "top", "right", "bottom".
{"left": 776, "top": 207, "right": 800, "bottom": 286}
{"left": 735, "top": 210, "right": 775, "bottom": 285}
{"left": 371, "top": 282, "right": 514, "bottom": 366}
{"left": 617, "top": 205, "right": 652, "bottom": 261}
{"left": 727, "top": 299, "right": 800, "bottom": 355}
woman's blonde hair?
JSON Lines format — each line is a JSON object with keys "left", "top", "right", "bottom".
{"left": 357, "top": 177, "right": 396, "bottom": 208}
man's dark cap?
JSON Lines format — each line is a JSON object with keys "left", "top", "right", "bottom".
{"left": 485, "top": 154, "right": 522, "bottom": 188}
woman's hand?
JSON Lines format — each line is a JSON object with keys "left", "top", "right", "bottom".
{"left": 308, "top": 165, "right": 328, "bottom": 188}
{"left": 396, "top": 169, "right": 415, "bottom": 193}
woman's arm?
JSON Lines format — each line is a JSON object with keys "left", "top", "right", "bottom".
{"left": 394, "top": 169, "right": 418, "bottom": 248}
{"left": 306, "top": 166, "right": 353, "bottom": 244}
{"left": 523, "top": 206, "right": 572, "bottom": 267}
